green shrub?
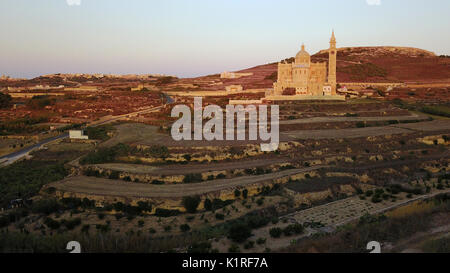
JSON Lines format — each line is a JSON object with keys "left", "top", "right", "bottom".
{"left": 256, "top": 198, "right": 264, "bottom": 206}
{"left": 234, "top": 189, "right": 241, "bottom": 197}
{"left": 244, "top": 241, "right": 255, "bottom": 249}
{"left": 228, "top": 244, "right": 240, "bottom": 253}
{"left": 211, "top": 199, "right": 233, "bottom": 211}
{"left": 283, "top": 224, "right": 304, "bottom": 236}
{"left": 216, "top": 173, "right": 226, "bottom": 179}
{"left": 371, "top": 195, "right": 382, "bottom": 203}
{"left": 204, "top": 199, "right": 212, "bottom": 211}
{"left": 365, "top": 190, "right": 373, "bottom": 197}
{"left": 356, "top": 122, "right": 366, "bottom": 128}
{"left": 180, "top": 224, "right": 191, "bottom": 232}
{"left": 182, "top": 196, "right": 201, "bottom": 213}
{"left": 147, "top": 145, "right": 170, "bottom": 158}
{"left": 421, "top": 105, "right": 450, "bottom": 118}
{"left": 242, "top": 189, "right": 248, "bottom": 199}
{"left": 269, "top": 227, "right": 283, "bottom": 238}
{"left": 183, "top": 173, "right": 202, "bottom": 183}
{"left": 154, "top": 208, "right": 180, "bottom": 217}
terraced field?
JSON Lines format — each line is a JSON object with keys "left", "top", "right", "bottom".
{"left": 49, "top": 166, "right": 323, "bottom": 199}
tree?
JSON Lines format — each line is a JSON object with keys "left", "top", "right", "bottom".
{"left": 234, "top": 189, "right": 241, "bottom": 198}
{"left": 180, "top": 224, "right": 191, "bottom": 232}
{"left": 204, "top": 199, "right": 212, "bottom": 211}
{"left": 242, "top": 189, "right": 248, "bottom": 199}
{"left": 148, "top": 145, "right": 170, "bottom": 158}
{"left": 182, "top": 195, "right": 201, "bottom": 213}
{"left": 0, "top": 92, "right": 12, "bottom": 108}
{"left": 269, "top": 227, "right": 282, "bottom": 238}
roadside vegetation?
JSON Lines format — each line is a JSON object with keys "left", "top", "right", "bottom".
{"left": 0, "top": 116, "right": 50, "bottom": 135}
{"left": 392, "top": 99, "right": 450, "bottom": 119}
{"left": 86, "top": 124, "right": 114, "bottom": 141}
{"left": 421, "top": 105, "right": 450, "bottom": 118}
{"left": 80, "top": 143, "right": 130, "bottom": 165}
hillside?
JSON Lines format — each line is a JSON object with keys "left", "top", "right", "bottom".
{"left": 192, "top": 46, "right": 450, "bottom": 90}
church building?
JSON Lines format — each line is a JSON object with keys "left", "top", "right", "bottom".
{"left": 273, "top": 31, "right": 337, "bottom": 96}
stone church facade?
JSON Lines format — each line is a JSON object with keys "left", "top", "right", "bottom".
{"left": 273, "top": 31, "right": 337, "bottom": 96}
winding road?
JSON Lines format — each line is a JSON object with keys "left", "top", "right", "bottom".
{"left": 0, "top": 93, "right": 175, "bottom": 167}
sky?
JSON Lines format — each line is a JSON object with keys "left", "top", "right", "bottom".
{"left": 0, "top": 0, "right": 449, "bottom": 79}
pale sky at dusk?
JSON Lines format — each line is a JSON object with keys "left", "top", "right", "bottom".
{"left": 1, "top": 0, "right": 449, "bottom": 79}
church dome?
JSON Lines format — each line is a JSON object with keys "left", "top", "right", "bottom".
{"left": 295, "top": 44, "right": 310, "bottom": 65}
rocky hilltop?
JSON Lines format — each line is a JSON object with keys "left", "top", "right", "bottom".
{"left": 214, "top": 46, "right": 450, "bottom": 88}
{"left": 316, "top": 46, "right": 436, "bottom": 58}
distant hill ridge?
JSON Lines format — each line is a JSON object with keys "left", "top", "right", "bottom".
{"left": 226, "top": 46, "right": 449, "bottom": 87}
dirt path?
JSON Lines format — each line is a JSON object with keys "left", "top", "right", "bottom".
{"left": 49, "top": 166, "right": 324, "bottom": 198}
{"left": 279, "top": 113, "right": 425, "bottom": 125}
{"left": 282, "top": 120, "right": 450, "bottom": 140}
{"left": 94, "top": 157, "right": 292, "bottom": 175}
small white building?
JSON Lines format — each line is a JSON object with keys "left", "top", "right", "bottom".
{"left": 69, "top": 130, "right": 89, "bottom": 140}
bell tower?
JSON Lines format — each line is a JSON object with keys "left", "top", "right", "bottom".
{"left": 328, "top": 30, "right": 337, "bottom": 94}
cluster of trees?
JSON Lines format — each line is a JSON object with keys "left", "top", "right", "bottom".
{"left": 146, "top": 145, "right": 170, "bottom": 158}
{"left": 0, "top": 197, "right": 93, "bottom": 229}
{"left": 226, "top": 212, "right": 276, "bottom": 243}
{"left": 80, "top": 143, "right": 130, "bottom": 165}
{"left": 182, "top": 196, "right": 201, "bottom": 213}
{"left": 26, "top": 95, "right": 55, "bottom": 110}
{"left": 0, "top": 160, "right": 68, "bottom": 209}
{"left": 0, "top": 116, "right": 49, "bottom": 135}
{"left": 57, "top": 123, "right": 84, "bottom": 132}
{"left": 269, "top": 224, "right": 304, "bottom": 238}
{"left": 86, "top": 125, "right": 112, "bottom": 141}
{"left": 0, "top": 92, "right": 12, "bottom": 108}
{"left": 183, "top": 173, "right": 203, "bottom": 183}
{"left": 421, "top": 105, "right": 450, "bottom": 118}
{"left": 203, "top": 198, "right": 234, "bottom": 211}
